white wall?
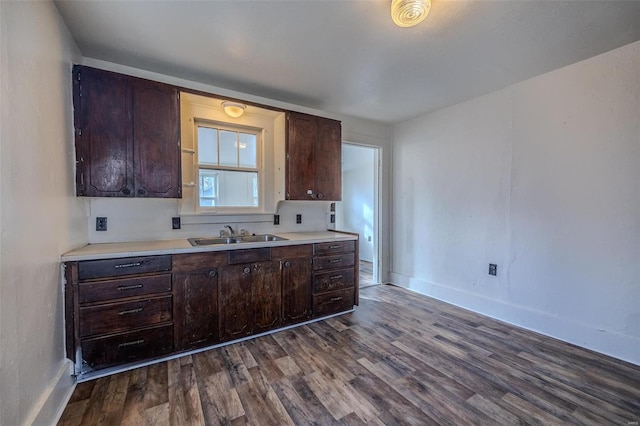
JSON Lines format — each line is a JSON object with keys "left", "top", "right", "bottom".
{"left": 0, "top": 2, "right": 86, "bottom": 425}
{"left": 391, "top": 40, "right": 640, "bottom": 364}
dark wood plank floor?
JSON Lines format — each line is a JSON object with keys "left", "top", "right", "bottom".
{"left": 59, "top": 284, "right": 640, "bottom": 425}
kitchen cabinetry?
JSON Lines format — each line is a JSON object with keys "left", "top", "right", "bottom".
{"left": 172, "top": 252, "right": 226, "bottom": 351}
{"left": 220, "top": 248, "right": 282, "bottom": 341}
{"left": 286, "top": 112, "right": 342, "bottom": 201}
{"left": 274, "top": 244, "right": 313, "bottom": 326}
{"left": 65, "top": 255, "right": 174, "bottom": 372}
{"left": 312, "top": 240, "right": 358, "bottom": 317}
{"left": 64, "top": 236, "right": 357, "bottom": 378}
{"left": 73, "top": 65, "right": 181, "bottom": 198}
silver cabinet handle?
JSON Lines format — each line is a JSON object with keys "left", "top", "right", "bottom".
{"left": 329, "top": 274, "right": 343, "bottom": 280}
{"left": 329, "top": 259, "right": 342, "bottom": 264}
{"left": 118, "top": 339, "right": 144, "bottom": 348}
{"left": 114, "top": 262, "right": 142, "bottom": 269}
{"left": 118, "top": 307, "right": 143, "bottom": 316}
{"left": 330, "top": 297, "right": 343, "bottom": 302}
{"left": 117, "top": 284, "right": 143, "bottom": 291}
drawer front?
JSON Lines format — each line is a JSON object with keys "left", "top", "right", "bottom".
{"left": 272, "top": 244, "right": 313, "bottom": 260}
{"left": 313, "top": 288, "right": 355, "bottom": 317}
{"left": 79, "top": 296, "right": 172, "bottom": 338}
{"left": 78, "top": 255, "right": 172, "bottom": 280}
{"left": 228, "top": 248, "right": 271, "bottom": 265}
{"left": 313, "top": 240, "right": 355, "bottom": 256}
{"left": 313, "top": 253, "right": 355, "bottom": 271}
{"left": 81, "top": 324, "right": 174, "bottom": 370}
{"left": 313, "top": 269, "right": 355, "bottom": 294}
{"left": 78, "top": 274, "right": 172, "bottom": 304}
{"left": 172, "top": 251, "right": 227, "bottom": 273}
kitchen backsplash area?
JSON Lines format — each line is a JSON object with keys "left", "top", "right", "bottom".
{"left": 86, "top": 198, "right": 336, "bottom": 244}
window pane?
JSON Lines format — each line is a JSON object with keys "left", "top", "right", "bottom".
{"left": 199, "top": 169, "right": 258, "bottom": 207}
{"left": 239, "top": 133, "right": 257, "bottom": 168}
{"left": 219, "top": 130, "right": 238, "bottom": 167}
{"left": 198, "top": 127, "right": 218, "bottom": 165}
{"left": 198, "top": 169, "right": 218, "bottom": 206}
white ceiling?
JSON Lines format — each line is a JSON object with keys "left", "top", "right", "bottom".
{"left": 54, "top": 0, "right": 640, "bottom": 124}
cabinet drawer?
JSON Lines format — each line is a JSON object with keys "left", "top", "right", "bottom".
{"left": 228, "top": 248, "right": 271, "bottom": 265}
{"left": 313, "top": 288, "right": 355, "bottom": 317}
{"left": 313, "top": 253, "right": 355, "bottom": 271}
{"left": 78, "top": 274, "right": 171, "bottom": 304}
{"left": 313, "top": 240, "right": 355, "bottom": 256}
{"left": 172, "top": 251, "right": 227, "bottom": 272}
{"left": 313, "top": 269, "right": 355, "bottom": 294}
{"left": 79, "top": 295, "right": 172, "bottom": 338}
{"left": 78, "top": 255, "right": 171, "bottom": 280}
{"left": 81, "top": 324, "right": 174, "bottom": 370}
{"left": 272, "top": 244, "right": 313, "bottom": 260}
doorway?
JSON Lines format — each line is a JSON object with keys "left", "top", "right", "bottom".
{"left": 336, "top": 143, "right": 380, "bottom": 287}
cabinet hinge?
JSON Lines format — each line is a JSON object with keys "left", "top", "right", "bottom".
{"left": 75, "top": 128, "right": 82, "bottom": 136}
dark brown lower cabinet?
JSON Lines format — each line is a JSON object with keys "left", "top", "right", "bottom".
{"left": 219, "top": 261, "right": 282, "bottom": 341}
{"left": 172, "top": 251, "right": 226, "bottom": 351}
{"left": 65, "top": 239, "right": 357, "bottom": 377}
{"left": 173, "top": 269, "right": 219, "bottom": 350}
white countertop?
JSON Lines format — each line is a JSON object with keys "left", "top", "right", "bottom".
{"left": 61, "top": 231, "right": 357, "bottom": 261}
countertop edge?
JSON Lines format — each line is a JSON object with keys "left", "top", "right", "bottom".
{"left": 61, "top": 231, "right": 357, "bottom": 262}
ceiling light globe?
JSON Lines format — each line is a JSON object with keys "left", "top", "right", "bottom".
{"left": 222, "top": 101, "right": 246, "bottom": 118}
{"left": 391, "top": 0, "right": 431, "bottom": 28}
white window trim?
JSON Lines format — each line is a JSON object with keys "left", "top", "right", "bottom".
{"left": 194, "top": 120, "right": 265, "bottom": 214}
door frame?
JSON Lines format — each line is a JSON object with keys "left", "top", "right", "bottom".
{"left": 340, "top": 141, "right": 381, "bottom": 285}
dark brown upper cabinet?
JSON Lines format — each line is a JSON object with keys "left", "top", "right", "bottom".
{"left": 73, "top": 65, "right": 181, "bottom": 198}
{"left": 286, "top": 112, "right": 341, "bottom": 201}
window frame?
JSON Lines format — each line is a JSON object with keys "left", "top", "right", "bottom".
{"left": 194, "top": 120, "right": 264, "bottom": 213}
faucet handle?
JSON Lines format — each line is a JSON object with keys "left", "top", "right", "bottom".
{"left": 219, "top": 229, "right": 229, "bottom": 237}
{"left": 240, "top": 229, "right": 249, "bottom": 236}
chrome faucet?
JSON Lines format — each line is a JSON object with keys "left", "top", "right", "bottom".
{"left": 224, "top": 225, "right": 236, "bottom": 236}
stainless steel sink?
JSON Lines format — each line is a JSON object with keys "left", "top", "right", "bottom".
{"left": 188, "top": 234, "right": 287, "bottom": 246}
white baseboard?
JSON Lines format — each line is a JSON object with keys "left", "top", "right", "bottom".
{"left": 389, "top": 272, "right": 640, "bottom": 366}
{"left": 27, "top": 360, "right": 76, "bottom": 426}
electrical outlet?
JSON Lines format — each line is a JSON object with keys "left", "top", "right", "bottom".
{"left": 172, "top": 217, "right": 181, "bottom": 230}
{"left": 274, "top": 214, "right": 280, "bottom": 225}
{"left": 330, "top": 202, "right": 336, "bottom": 212}
{"left": 96, "top": 217, "right": 107, "bottom": 231}
{"left": 489, "top": 264, "right": 497, "bottom": 276}
{"left": 296, "top": 214, "right": 302, "bottom": 224}
{"left": 330, "top": 214, "right": 335, "bottom": 223}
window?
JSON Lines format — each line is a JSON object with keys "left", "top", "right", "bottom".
{"left": 196, "top": 123, "right": 261, "bottom": 209}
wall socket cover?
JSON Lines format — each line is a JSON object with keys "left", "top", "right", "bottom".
{"left": 172, "top": 217, "right": 181, "bottom": 230}
{"left": 96, "top": 217, "right": 107, "bottom": 231}
{"left": 489, "top": 264, "right": 497, "bottom": 276}
{"left": 296, "top": 214, "right": 302, "bottom": 224}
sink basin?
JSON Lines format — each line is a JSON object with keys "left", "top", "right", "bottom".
{"left": 238, "top": 234, "right": 288, "bottom": 243}
{"left": 188, "top": 234, "right": 287, "bottom": 246}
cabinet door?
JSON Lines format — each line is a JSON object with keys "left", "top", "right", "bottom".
{"left": 132, "top": 81, "right": 181, "bottom": 198}
{"left": 315, "top": 118, "right": 342, "bottom": 201}
{"left": 286, "top": 112, "right": 317, "bottom": 200}
{"left": 252, "top": 262, "right": 282, "bottom": 333}
{"left": 282, "top": 257, "right": 312, "bottom": 326}
{"left": 219, "top": 264, "right": 253, "bottom": 341}
{"left": 74, "top": 66, "right": 134, "bottom": 197}
{"left": 173, "top": 269, "right": 219, "bottom": 350}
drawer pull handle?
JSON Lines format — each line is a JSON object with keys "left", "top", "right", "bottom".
{"left": 329, "top": 259, "right": 343, "bottom": 264}
{"left": 114, "top": 262, "right": 142, "bottom": 269}
{"left": 330, "top": 274, "right": 343, "bottom": 280}
{"left": 330, "top": 296, "right": 343, "bottom": 302}
{"left": 118, "top": 307, "right": 143, "bottom": 316}
{"left": 117, "top": 284, "right": 143, "bottom": 291}
{"left": 329, "top": 245, "right": 341, "bottom": 249}
{"left": 118, "top": 339, "right": 145, "bottom": 348}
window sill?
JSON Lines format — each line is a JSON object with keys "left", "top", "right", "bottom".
{"left": 180, "top": 213, "right": 275, "bottom": 225}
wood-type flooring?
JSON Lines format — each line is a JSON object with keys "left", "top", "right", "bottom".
{"left": 59, "top": 284, "right": 640, "bottom": 425}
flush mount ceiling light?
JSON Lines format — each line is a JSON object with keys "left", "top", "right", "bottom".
{"left": 222, "top": 101, "right": 246, "bottom": 118}
{"left": 391, "top": 0, "right": 431, "bottom": 27}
